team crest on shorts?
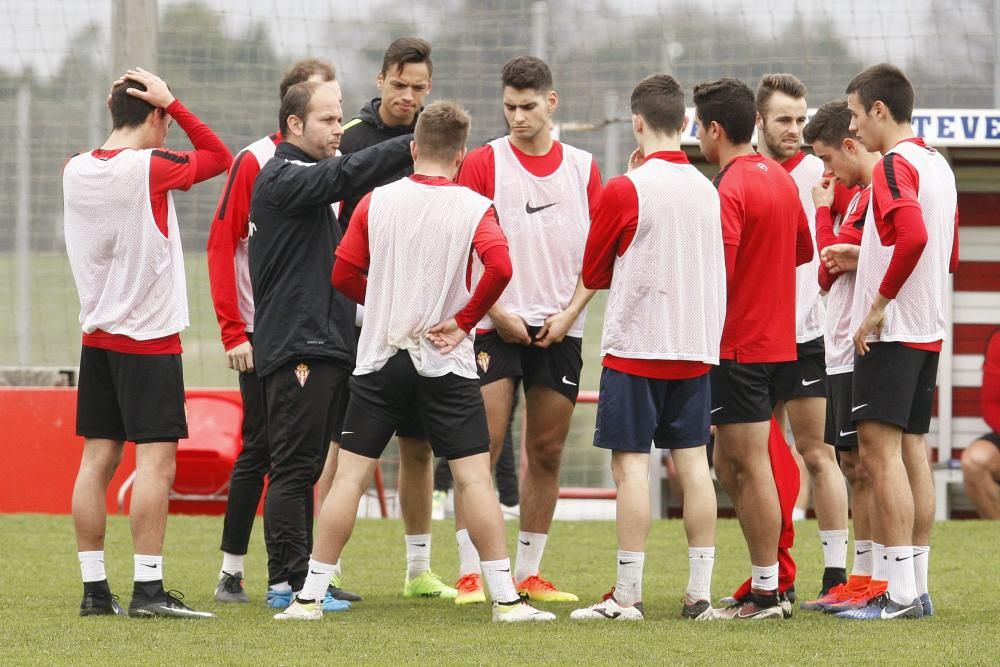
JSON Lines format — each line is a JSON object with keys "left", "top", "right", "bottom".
{"left": 477, "top": 351, "right": 490, "bottom": 373}
{"left": 294, "top": 363, "right": 310, "bottom": 387}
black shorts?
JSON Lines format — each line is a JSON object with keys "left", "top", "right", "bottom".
{"left": 772, "top": 338, "right": 827, "bottom": 402}
{"left": 341, "top": 351, "right": 490, "bottom": 461}
{"left": 76, "top": 345, "right": 187, "bottom": 444}
{"left": 474, "top": 328, "right": 582, "bottom": 403}
{"left": 594, "top": 367, "right": 711, "bottom": 452}
{"left": 824, "top": 372, "right": 858, "bottom": 450}
{"left": 711, "top": 359, "right": 792, "bottom": 425}
{"left": 980, "top": 432, "right": 1000, "bottom": 449}
{"left": 351, "top": 326, "right": 424, "bottom": 441}
{"left": 851, "top": 342, "right": 938, "bottom": 434}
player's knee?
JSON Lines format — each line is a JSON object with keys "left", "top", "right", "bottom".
{"left": 527, "top": 440, "right": 563, "bottom": 474}
{"left": 400, "top": 442, "right": 433, "bottom": 468}
{"left": 961, "top": 443, "right": 991, "bottom": 476}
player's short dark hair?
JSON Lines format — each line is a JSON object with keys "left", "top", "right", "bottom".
{"left": 414, "top": 101, "right": 470, "bottom": 162}
{"left": 381, "top": 37, "right": 433, "bottom": 77}
{"left": 756, "top": 73, "right": 807, "bottom": 115}
{"left": 846, "top": 63, "right": 914, "bottom": 123}
{"left": 109, "top": 81, "right": 158, "bottom": 130}
{"left": 501, "top": 56, "right": 553, "bottom": 92}
{"left": 630, "top": 74, "right": 685, "bottom": 135}
{"left": 279, "top": 58, "right": 336, "bottom": 100}
{"left": 279, "top": 80, "right": 324, "bottom": 135}
{"left": 692, "top": 78, "right": 756, "bottom": 145}
{"left": 803, "top": 99, "right": 856, "bottom": 147}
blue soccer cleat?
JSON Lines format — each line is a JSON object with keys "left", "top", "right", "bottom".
{"left": 835, "top": 592, "right": 923, "bottom": 620}
{"left": 265, "top": 587, "right": 293, "bottom": 609}
{"left": 919, "top": 592, "right": 934, "bottom": 617}
{"left": 322, "top": 588, "right": 351, "bottom": 612}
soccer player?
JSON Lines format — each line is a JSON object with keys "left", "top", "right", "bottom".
{"left": 693, "top": 77, "right": 813, "bottom": 620}
{"left": 833, "top": 63, "right": 958, "bottom": 620}
{"left": 570, "top": 74, "right": 724, "bottom": 622}
{"left": 796, "top": 99, "right": 886, "bottom": 612}
{"left": 275, "top": 101, "right": 554, "bottom": 623}
{"left": 248, "top": 80, "right": 414, "bottom": 610}
{"left": 962, "top": 330, "right": 1000, "bottom": 519}
{"left": 206, "top": 58, "right": 357, "bottom": 610}
{"left": 453, "top": 55, "right": 602, "bottom": 604}
{"left": 64, "top": 68, "right": 232, "bottom": 618}
{"left": 755, "top": 74, "right": 850, "bottom": 597}
{"left": 337, "top": 37, "right": 456, "bottom": 599}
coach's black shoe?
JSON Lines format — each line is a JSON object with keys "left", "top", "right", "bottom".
{"left": 129, "top": 587, "right": 215, "bottom": 618}
{"left": 329, "top": 576, "right": 363, "bottom": 603}
{"left": 80, "top": 581, "right": 125, "bottom": 616}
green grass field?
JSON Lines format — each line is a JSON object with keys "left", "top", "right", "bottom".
{"left": 1, "top": 515, "right": 997, "bottom": 665}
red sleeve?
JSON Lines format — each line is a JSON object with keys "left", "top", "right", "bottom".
{"left": 817, "top": 192, "right": 868, "bottom": 291}
{"left": 795, "top": 206, "right": 814, "bottom": 266}
{"left": 164, "top": 99, "right": 232, "bottom": 185}
{"left": 724, "top": 243, "right": 738, "bottom": 291}
{"left": 950, "top": 208, "right": 960, "bottom": 274}
{"left": 456, "top": 145, "right": 495, "bottom": 199}
{"left": 456, "top": 242, "right": 512, "bottom": 333}
{"left": 983, "top": 332, "right": 1000, "bottom": 433}
{"left": 335, "top": 193, "right": 372, "bottom": 269}
{"left": 815, "top": 206, "right": 837, "bottom": 252}
{"left": 331, "top": 257, "right": 367, "bottom": 305}
{"left": 718, "top": 184, "right": 745, "bottom": 248}
{"left": 470, "top": 206, "right": 507, "bottom": 256}
{"left": 582, "top": 176, "right": 637, "bottom": 290}
{"left": 872, "top": 154, "right": 921, "bottom": 245}
{"left": 878, "top": 206, "right": 928, "bottom": 299}
{"left": 206, "top": 150, "right": 261, "bottom": 349}
{"left": 586, "top": 158, "right": 603, "bottom": 222}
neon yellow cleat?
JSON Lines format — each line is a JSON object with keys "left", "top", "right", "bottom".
{"left": 403, "top": 571, "right": 458, "bottom": 599}
{"left": 516, "top": 574, "right": 579, "bottom": 602}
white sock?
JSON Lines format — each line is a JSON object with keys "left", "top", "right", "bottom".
{"left": 405, "top": 534, "right": 432, "bottom": 580}
{"left": 300, "top": 559, "right": 336, "bottom": 602}
{"left": 792, "top": 507, "right": 807, "bottom": 521}
{"left": 79, "top": 550, "right": 106, "bottom": 583}
{"left": 913, "top": 545, "right": 930, "bottom": 597}
{"left": 269, "top": 581, "right": 291, "bottom": 592}
{"left": 333, "top": 559, "right": 343, "bottom": 581}
{"left": 614, "top": 550, "right": 644, "bottom": 606}
{"left": 481, "top": 558, "right": 519, "bottom": 604}
{"left": 852, "top": 540, "right": 874, "bottom": 577}
{"left": 514, "top": 531, "right": 548, "bottom": 583}
{"left": 686, "top": 547, "right": 715, "bottom": 601}
{"left": 220, "top": 552, "right": 244, "bottom": 577}
{"left": 819, "top": 529, "right": 849, "bottom": 569}
{"left": 455, "top": 529, "right": 481, "bottom": 576}
{"left": 133, "top": 554, "right": 162, "bottom": 583}
{"left": 872, "top": 542, "right": 888, "bottom": 582}
{"left": 885, "top": 545, "right": 918, "bottom": 604}
{"left": 751, "top": 563, "right": 779, "bottom": 592}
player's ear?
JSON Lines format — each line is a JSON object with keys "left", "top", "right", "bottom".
{"left": 631, "top": 114, "right": 642, "bottom": 136}
{"left": 842, "top": 137, "right": 856, "bottom": 155}
{"left": 871, "top": 100, "right": 887, "bottom": 122}
{"left": 546, "top": 90, "right": 558, "bottom": 115}
{"left": 409, "top": 140, "right": 417, "bottom": 162}
{"left": 376, "top": 70, "right": 385, "bottom": 90}
{"left": 680, "top": 115, "right": 690, "bottom": 134}
{"left": 755, "top": 111, "right": 763, "bottom": 129}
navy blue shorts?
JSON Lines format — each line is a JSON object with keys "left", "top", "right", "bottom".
{"left": 594, "top": 367, "right": 711, "bottom": 452}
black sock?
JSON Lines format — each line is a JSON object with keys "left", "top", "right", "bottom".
{"left": 84, "top": 579, "right": 111, "bottom": 595}
{"left": 133, "top": 579, "right": 165, "bottom": 598}
{"left": 823, "top": 567, "right": 848, "bottom": 589}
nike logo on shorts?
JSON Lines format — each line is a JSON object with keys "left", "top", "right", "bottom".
{"left": 851, "top": 403, "right": 869, "bottom": 412}
{"left": 561, "top": 376, "right": 577, "bottom": 386}
{"left": 840, "top": 429, "right": 857, "bottom": 437}
{"left": 710, "top": 407, "right": 724, "bottom": 414}
{"left": 341, "top": 431, "right": 354, "bottom": 436}
{"left": 801, "top": 378, "right": 822, "bottom": 386}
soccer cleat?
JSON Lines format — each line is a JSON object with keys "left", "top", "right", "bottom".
{"left": 835, "top": 592, "right": 923, "bottom": 620}
{"left": 454, "top": 573, "right": 487, "bottom": 605}
{"left": 920, "top": 592, "right": 934, "bottom": 617}
{"left": 492, "top": 601, "right": 556, "bottom": 623}
{"left": 703, "top": 589, "right": 783, "bottom": 621}
{"left": 80, "top": 585, "right": 125, "bottom": 616}
{"left": 779, "top": 588, "right": 795, "bottom": 618}
{"left": 265, "top": 587, "right": 293, "bottom": 609}
{"left": 570, "top": 589, "right": 644, "bottom": 621}
{"left": 322, "top": 588, "right": 351, "bottom": 613}
{"left": 516, "top": 574, "right": 579, "bottom": 602}
{"left": 214, "top": 571, "right": 249, "bottom": 603}
{"left": 329, "top": 575, "right": 363, "bottom": 603}
{"left": 128, "top": 589, "right": 215, "bottom": 618}
{"left": 823, "top": 580, "right": 887, "bottom": 614}
{"left": 403, "top": 571, "right": 458, "bottom": 599}
{"left": 801, "top": 575, "right": 870, "bottom": 611}
{"left": 273, "top": 598, "right": 322, "bottom": 621}
{"left": 681, "top": 595, "right": 713, "bottom": 620}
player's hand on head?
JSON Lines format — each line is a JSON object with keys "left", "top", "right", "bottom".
{"left": 811, "top": 176, "right": 836, "bottom": 209}
{"left": 533, "top": 310, "right": 573, "bottom": 348}
{"left": 124, "top": 67, "right": 176, "bottom": 109}
{"left": 226, "top": 340, "right": 254, "bottom": 373}
{"left": 627, "top": 148, "right": 645, "bottom": 172}
{"left": 821, "top": 243, "right": 860, "bottom": 275}
{"left": 427, "top": 318, "right": 467, "bottom": 354}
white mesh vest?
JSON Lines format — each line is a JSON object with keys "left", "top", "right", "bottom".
{"left": 63, "top": 149, "right": 189, "bottom": 339}
{"left": 824, "top": 188, "right": 868, "bottom": 374}
{"left": 355, "top": 178, "right": 491, "bottom": 379}
{"left": 789, "top": 153, "right": 826, "bottom": 343}
{"left": 601, "top": 161, "right": 726, "bottom": 363}
{"left": 240, "top": 139, "right": 342, "bottom": 332}
{"left": 477, "top": 137, "right": 592, "bottom": 336}
{"left": 850, "top": 141, "right": 956, "bottom": 344}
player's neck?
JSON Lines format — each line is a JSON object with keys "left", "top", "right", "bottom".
{"left": 101, "top": 126, "right": 156, "bottom": 151}
{"left": 756, "top": 142, "right": 785, "bottom": 163}
{"left": 509, "top": 130, "right": 553, "bottom": 156}
{"left": 858, "top": 154, "right": 881, "bottom": 187}
{"left": 413, "top": 159, "right": 457, "bottom": 180}
{"left": 718, "top": 142, "right": 756, "bottom": 169}
{"left": 878, "top": 123, "right": 916, "bottom": 154}
{"left": 638, "top": 133, "right": 681, "bottom": 156}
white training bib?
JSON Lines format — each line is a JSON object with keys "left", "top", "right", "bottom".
{"left": 788, "top": 152, "right": 827, "bottom": 343}
{"left": 825, "top": 188, "right": 868, "bottom": 374}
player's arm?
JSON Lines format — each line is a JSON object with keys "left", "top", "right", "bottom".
{"left": 582, "top": 176, "right": 636, "bottom": 290}
{"left": 794, "top": 205, "right": 814, "bottom": 267}
{"left": 718, "top": 186, "right": 744, "bottom": 293}
{"left": 332, "top": 193, "right": 373, "bottom": 304}
{"left": 950, "top": 208, "right": 960, "bottom": 274}
{"left": 206, "top": 151, "right": 259, "bottom": 371}
{"left": 268, "top": 134, "right": 413, "bottom": 211}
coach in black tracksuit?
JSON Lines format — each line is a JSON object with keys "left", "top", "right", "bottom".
{"left": 249, "top": 80, "right": 412, "bottom": 593}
